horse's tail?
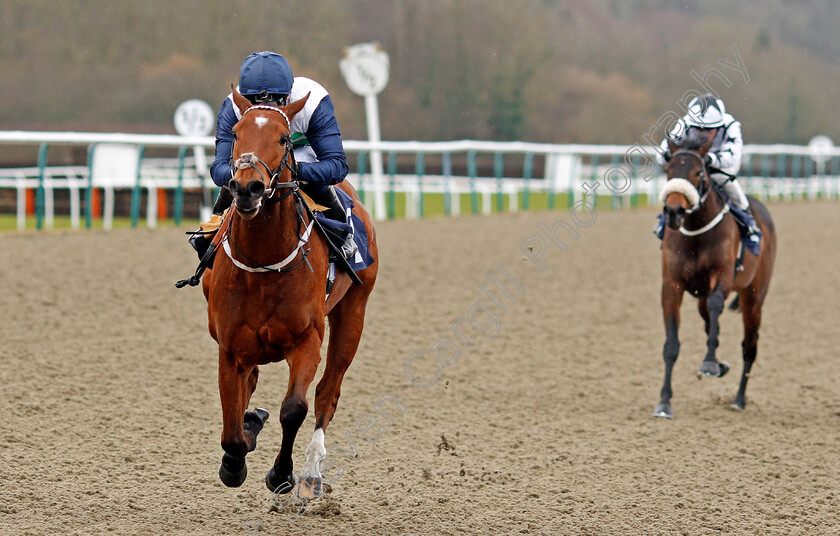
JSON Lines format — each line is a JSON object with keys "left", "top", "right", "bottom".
{"left": 728, "top": 295, "right": 740, "bottom": 312}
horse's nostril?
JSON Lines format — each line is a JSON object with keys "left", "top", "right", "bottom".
{"left": 228, "top": 181, "right": 241, "bottom": 196}
{"left": 248, "top": 182, "right": 265, "bottom": 197}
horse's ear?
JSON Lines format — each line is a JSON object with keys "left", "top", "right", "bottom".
{"left": 283, "top": 92, "right": 310, "bottom": 120}
{"left": 666, "top": 138, "right": 678, "bottom": 155}
{"left": 698, "top": 131, "right": 715, "bottom": 156}
{"left": 231, "top": 84, "right": 251, "bottom": 115}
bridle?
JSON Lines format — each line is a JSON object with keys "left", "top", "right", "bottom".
{"left": 231, "top": 105, "right": 299, "bottom": 202}
{"left": 222, "top": 104, "right": 314, "bottom": 274}
{"left": 667, "top": 149, "right": 710, "bottom": 214}
{"left": 665, "top": 149, "right": 730, "bottom": 236}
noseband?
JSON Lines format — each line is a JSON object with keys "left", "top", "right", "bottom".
{"left": 231, "top": 105, "right": 299, "bottom": 201}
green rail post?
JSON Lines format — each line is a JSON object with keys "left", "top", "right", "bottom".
{"left": 494, "top": 151, "right": 504, "bottom": 213}
{"left": 387, "top": 151, "right": 397, "bottom": 219}
{"left": 629, "top": 153, "right": 639, "bottom": 208}
{"left": 609, "top": 154, "right": 620, "bottom": 209}
{"left": 467, "top": 150, "right": 478, "bottom": 214}
{"left": 742, "top": 152, "right": 753, "bottom": 198}
{"left": 357, "top": 151, "right": 368, "bottom": 206}
{"left": 130, "top": 146, "right": 147, "bottom": 227}
{"left": 415, "top": 151, "right": 425, "bottom": 218}
{"left": 776, "top": 153, "right": 786, "bottom": 201}
{"left": 522, "top": 153, "right": 534, "bottom": 211}
{"left": 760, "top": 153, "right": 771, "bottom": 201}
{"left": 547, "top": 154, "right": 558, "bottom": 210}
{"left": 86, "top": 144, "right": 96, "bottom": 229}
{"left": 442, "top": 152, "right": 452, "bottom": 216}
{"left": 36, "top": 143, "right": 49, "bottom": 230}
{"left": 174, "top": 146, "right": 189, "bottom": 226}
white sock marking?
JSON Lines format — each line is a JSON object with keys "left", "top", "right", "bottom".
{"left": 301, "top": 428, "right": 326, "bottom": 478}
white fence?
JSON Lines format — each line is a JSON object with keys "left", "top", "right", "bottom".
{"left": 1, "top": 131, "right": 838, "bottom": 230}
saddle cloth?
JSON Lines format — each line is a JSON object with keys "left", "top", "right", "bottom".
{"left": 315, "top": 187, "right": 375, "bottom": 272}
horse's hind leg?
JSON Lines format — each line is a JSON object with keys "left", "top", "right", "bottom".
{"left": 733, "top": 290, "right": 764, "bottom": 410}
{"left": 265, "top": 330, "right": 322, "bottom": 495}
{"left": 698, "top": 285, "right": 731, "bottom": 378}
{"left": 297, "top": 295, "right": 370, "bottom": 498}
{"left": 218, "top": 355, "right": 269, "bottom": 487}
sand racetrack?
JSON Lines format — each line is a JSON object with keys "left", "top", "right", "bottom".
{"left": 1, "top": 201, "right": 838, "bottom": 536}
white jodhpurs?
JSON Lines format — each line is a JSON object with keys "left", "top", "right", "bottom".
{"left": 712, "top": 174, "right": 749, "bottom": 211}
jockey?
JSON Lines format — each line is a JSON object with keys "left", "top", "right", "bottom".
{"left": 194, "top": 51, "right": 357, "bottom": 259}
{"left": 653, "top": 94, "right": 761, "bottom": 248}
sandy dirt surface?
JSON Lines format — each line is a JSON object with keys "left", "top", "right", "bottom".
{"left": 1, "top": 201, "right": 838, "bottom": 536}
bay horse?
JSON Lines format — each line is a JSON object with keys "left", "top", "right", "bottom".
{"left": 202, "top": 89, "right": 378, "bottom": 498}
{"left": 653, "top": 129, "right": 776, "bottom": 418}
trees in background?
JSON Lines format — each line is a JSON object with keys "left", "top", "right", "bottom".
{"left": 0, "top": 0, "right": 837, "bottom": 144}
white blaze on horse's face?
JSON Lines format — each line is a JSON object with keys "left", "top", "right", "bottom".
{"left": 254, "top": 116, "right": 268, "bottom": 129}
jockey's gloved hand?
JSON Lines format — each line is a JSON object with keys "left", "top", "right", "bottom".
{"left": 704, "top": 153, "right": 718, "bottom": 168}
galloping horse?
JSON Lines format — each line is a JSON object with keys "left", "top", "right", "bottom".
{"left": 202, "top": 89, "right": 378, "bottom": 497}
{"left": 653, "top": 130, "right": 776, "bottom": 418}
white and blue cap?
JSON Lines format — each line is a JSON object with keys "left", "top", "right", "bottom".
{"left": 684, "top": 94, "right": 726, "bottom": 128}
{"left": 239, "top": 51, "right": 294, "bottom": 97}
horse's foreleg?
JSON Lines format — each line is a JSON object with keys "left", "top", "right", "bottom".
{"left": 654, "top": 283, "right": 683, "bottom": 418}
{"left": 266, "top": 330, "right": 322, "bottom": 495}
{"left": 698, "top": 285, "right": 730, "bottom": 378}
{"left": 698, "top": 299, "right": 711, "bottom": 335}
{"left": 218, "top": 354, "right": 268, "bottom": 487}
{"left": 295, "top": 301, "right": 368, "bottom": 498}
{"left": 733, "top": 291, "right": 762, "bottom": 410}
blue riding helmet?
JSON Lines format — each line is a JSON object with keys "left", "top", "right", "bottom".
{"left": 239, "top": 51, "right": 294, "bottom": 98}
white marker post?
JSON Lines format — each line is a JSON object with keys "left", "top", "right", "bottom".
{"left": 808, "top": 135, "right": 834, "bottom": 175}
{"left": 174, "top": 99, "right": 216, "bottom": 221}
{"left": 340, "top": 43, "right": 389, "bottom": 221}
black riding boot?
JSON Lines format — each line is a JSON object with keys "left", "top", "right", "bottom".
{"left": 189, "top": 187, "right": 233, "bottom": 260}
{"left": 310, "top": 186, "right": 359, "bottom": 259}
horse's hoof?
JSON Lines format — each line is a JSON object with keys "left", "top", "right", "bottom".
{"left": 245, "top": 407, "right": 270, "bottom": 427}
{"left": 297, "top": 476, "right": 323, "bottom": 500}
{"left": 730, "top": 398, "right": 746, "bottom": 411}
{"left": 219, "top": 455, "right": 247, "bottom": 487}
{"left": 266, "top": 466, "right": 296, "bottom": 494}
{"left": 652, "top": 402, "right": 673, "bottom": 418}
{"left": 243, "top": 408, "right": 270, "bottom": 437}
{"left": 698, "top": 361, "right": 729, "bottom": 378}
